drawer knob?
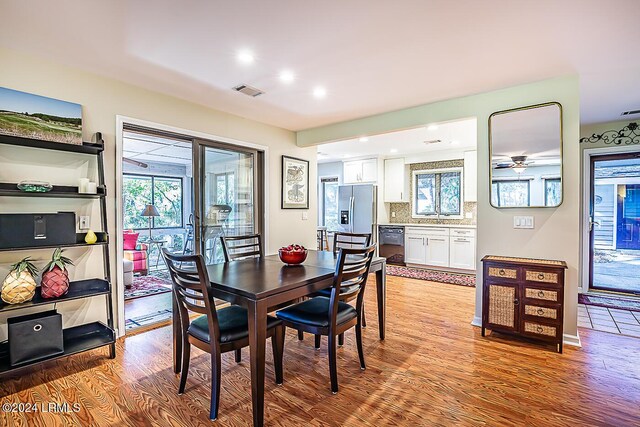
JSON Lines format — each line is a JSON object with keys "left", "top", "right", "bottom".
{"left": 536, "top": 326, "right": 544, "bottom": 333}
{"left": 538, "top": 273, "right": 545, "bottom": 280}
{"left": 499, "top": 269, "right": 505, "bottom": 276}
{"left": 537, "top": 308, "right": 545, "bottom": 315}
{"left": 538, "top": 290, "right": 545, "bottom": 298}
{"left": 513, "top": 298, "right": 519, "bottom": 306}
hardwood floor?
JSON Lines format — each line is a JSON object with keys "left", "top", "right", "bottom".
{"left": 2, "top": 275, "right": 640, "bottom": 426}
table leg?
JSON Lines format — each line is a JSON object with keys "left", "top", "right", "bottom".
{"left": 247, "top": 301, "right": 267, "bottom": 427}
{"left": 172, "top": 292, "right": 182, "bottom": 374}
{"left": 375, "top": 262, "right": 386, "bottom": 340}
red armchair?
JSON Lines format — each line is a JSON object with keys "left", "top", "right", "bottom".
{"left": 123, "top": 231, "right": 149, "bottom": 276}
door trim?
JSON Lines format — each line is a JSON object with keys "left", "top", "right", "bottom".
{"left": 581, "top": 146, "right": 640, "bottom": 295}
{"left": 115, "top": 115, "right": 270, "bottom": 337}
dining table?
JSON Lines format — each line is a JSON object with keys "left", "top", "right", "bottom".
{"left": 171, "top": 249, "right": 387, "bottom": 427}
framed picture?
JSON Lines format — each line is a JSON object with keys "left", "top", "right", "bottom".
{"left": 0, "top": 87, "right": 82, "bottom": 145}
{"left": 282, "top": 155, "right": 309, "bottom": 209}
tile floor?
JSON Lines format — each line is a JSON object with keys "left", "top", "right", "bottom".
{"left": 578, "top": 303, "right": 640, "bottom": 337}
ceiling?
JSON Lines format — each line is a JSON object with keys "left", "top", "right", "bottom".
{"left": 318, "top": 118, "right": 477, "bottom": 163}
{"left": 1, "top": 1, "right": 639, "bottom": 131}
{"left": 123, "top": 131, "right": 192, "bottom": 167}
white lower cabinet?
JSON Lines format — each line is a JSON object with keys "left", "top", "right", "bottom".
{"left": 405, "top": 227, "right": 475, "bottom": 270}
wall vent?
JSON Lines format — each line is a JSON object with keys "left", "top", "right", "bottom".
{"left": 233, "top": 84, "right": 264, "bottom": 97}
{"left": 621, "top": 109, "right": 640, "bottom": 116}
{"left": 423, "top": 139, "right": 442, "bottom": 145}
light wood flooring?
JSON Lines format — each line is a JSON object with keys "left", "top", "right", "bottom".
{"left": 2, "top": 276, "right": 640, "bottom": 426}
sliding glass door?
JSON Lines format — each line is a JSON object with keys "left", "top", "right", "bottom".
{"left": 193, "top": 140, "right": 263, "bottom": 264}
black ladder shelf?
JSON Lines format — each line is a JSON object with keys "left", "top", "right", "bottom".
{"left": 0, "top": 132, "right": 116, "bottom": 375}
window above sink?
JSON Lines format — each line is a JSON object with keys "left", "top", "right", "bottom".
{"left": 412, "top": 167, "right": 463, "bottom": 219}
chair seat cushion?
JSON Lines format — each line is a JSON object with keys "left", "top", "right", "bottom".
{"left": 188, "top": 305, "right": 281, "bottom": 344}
{"left": 314, "top": 283, "right": 360, "bottom": 298}
{"left": 275, "top": 296, "right": 357, "bottom": 328}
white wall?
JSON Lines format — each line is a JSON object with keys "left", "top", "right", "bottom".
{"left": 0, "top": 47, "right": 317, "bottom": 338}
{"left": 298, "top": 75, "right": 581, "bottom": 346}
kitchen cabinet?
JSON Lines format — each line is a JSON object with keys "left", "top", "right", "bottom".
{"left": 383, "top": 158, "right": 408, "bottom": 202}
{"left": 404, "top": 226, "right": 475, "bottom": 270}
{"left": 463, "top": 151, "right": 477, "bottom": 202}
{"left": 343, "top": 158, "right": 377, "bottom": 184}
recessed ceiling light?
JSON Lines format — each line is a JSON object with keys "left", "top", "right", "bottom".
{"left": 313, "top": 86, "right": 327, "bottom": 99}
{"left": 451, "top": 140, "right": 460, "bottom": 145}
{"left": 359, "top": 137, "right": 369, "bottom": 142}
{"left": 237, "top": 50, "right": 255, "bottom": 64}
{"left": 279, "top": 70, "right": 295, "bottom": 83}
{"left": 427, "top": 124, "right": 438, "bottom": 131}
{"left": 390, "top": 149, "right": 398, "bottom": 153}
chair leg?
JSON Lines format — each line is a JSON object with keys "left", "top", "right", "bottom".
{"left": 298, "top": 329, "right": 304, "bottom": 341}
{"left": 209, "top": 351, "right": 221, "bottom": 421}
{"left": 235, "top": 348, "right": 242, "bottom": 363}
{"left": 338, "top": 333, "right": 344, "bottom": 347}
{"left": 356, "top": 318, "right": 366, "bottom": 371}
{"left": 178, "top": 341, "right": 191, "bottom": 394}
{"left": 315, "top": 334, "right": 321, "bottom": 349}
{"left": 362, "top": 301, "right": 367, "bottom": 328}
{"left": 328, "top": 333, "right": 339, "bottom": 394}
{"left": 272, "top": 325, "right": 285, "bottom": 385}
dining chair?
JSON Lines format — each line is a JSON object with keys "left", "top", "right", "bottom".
{"left": 309, "top": 232, "right": 372, "bottom": 347}
{"left": 220, "top": 234, "right": 263, "bottom": 262}
{"left": 162, "top": 249, "right": 285, "bottom": 421}
{"left": 276, "top": 244, "right": 376, "bottom": 394}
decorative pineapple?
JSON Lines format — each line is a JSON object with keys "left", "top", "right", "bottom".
{"left": 1, "top": 257, "right": 39, "bottom": 304}
{"left": 41, "top": 248, "right": 74, "bottom": 299}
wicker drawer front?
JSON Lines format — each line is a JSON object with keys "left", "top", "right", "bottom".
{"left": 524, "top": 322, "right": 557, "bottom": 338}
{"left": 524, "top": 304, "right": 558, "bottom": 320}
{"left": 525, "top": 270, "right": 559, "bottom": 284}
{"left": 525, "top": 287, "right": 558, "bottom": 302}
{"left": 488, "top": 284, "right": 516, "bottom": 328}
{"left": 487, "top": 267, "right": 518, "bottom": 280}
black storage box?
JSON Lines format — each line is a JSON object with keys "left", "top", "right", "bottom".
{"left": 0, "top": 212, "right": 76, "bottom": 249}
{"left": 8, "top": 310, "right": 64, "bottom": 366}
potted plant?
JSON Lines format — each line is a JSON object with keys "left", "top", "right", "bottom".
{"left": 41, "top": 248, "right": 74, "bottom": 299}
{"left": 1, "top": 257, "right": 39, "bottom": 304}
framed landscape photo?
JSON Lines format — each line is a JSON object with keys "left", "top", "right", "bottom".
{"left": 282, "top": 155, "right": 309, "bottom": 209}
{"left": 0, "top": 87, "right": 82, "bottom": 145}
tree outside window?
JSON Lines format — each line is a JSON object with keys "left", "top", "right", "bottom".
{"left": 545, "top": 178, "right": 561, "bottom": 206}
{"left": 413, "top": 169, "right": 462, "bottom": 217}
{"left": 123, "top": 174, "right": 183, "bottom": 229}
{"left": 491, "top": 180, "right": 530, "bottom": 207}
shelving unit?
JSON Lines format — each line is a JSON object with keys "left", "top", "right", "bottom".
{"left": 0, "top": 132, "right": 116, "bottom": 374}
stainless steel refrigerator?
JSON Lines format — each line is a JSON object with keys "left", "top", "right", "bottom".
{"left": 337, "top": 184, "right": 377, "bottom": 242}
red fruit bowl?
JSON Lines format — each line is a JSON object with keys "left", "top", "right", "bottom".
{"left": 278, "top": 248, "right": 308, "bottom": 265}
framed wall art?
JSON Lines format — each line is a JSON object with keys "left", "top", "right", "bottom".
{"left": 281, "top": 155, "right": 309, "bottom": 209}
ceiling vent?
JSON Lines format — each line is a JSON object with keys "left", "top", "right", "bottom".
{"left": 233, "top": 84, "right": 264, "bottom": 97}
{"left": 423, "top": 139, "right": 442, "bottom": 145}
{"left": 621, "top": 109, "right": 640, "bottom": 116}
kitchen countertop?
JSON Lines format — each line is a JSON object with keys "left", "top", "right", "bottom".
{"left": 379, "top": 223, "right": 476, "bottom": 229}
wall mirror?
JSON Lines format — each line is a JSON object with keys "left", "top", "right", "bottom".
{"left": 489, "top": 102, "right": 563, "bottom": 208}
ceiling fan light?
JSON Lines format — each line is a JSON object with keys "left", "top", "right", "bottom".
{"left": 512, "top": 165, "right": 527, "bottom": 174}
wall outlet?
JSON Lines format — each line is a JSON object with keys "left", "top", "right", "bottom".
{"left": 513, "top": 215, "right": 534, "bottom": 229}
{"left": 302, "top": 211, "right": 308, "bottom": 220}
{"left": 465, "top": 212, "right": 473, "bottom": 219}
{"left": 391, "top": 211, "right": 396, "bottom": 218}
{"left": 79, "top": 215, "right": 90, "bottom": 230}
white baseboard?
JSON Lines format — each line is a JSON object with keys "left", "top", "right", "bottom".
{"left": 563, "top": 332, "right": 582, "bottom": 348}
{"left": 471, "top": 316, "right": 482, "bottom": 327}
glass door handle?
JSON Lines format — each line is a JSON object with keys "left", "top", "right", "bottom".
{"left": 589, "top": 218, "right": 600, "bottom": 231}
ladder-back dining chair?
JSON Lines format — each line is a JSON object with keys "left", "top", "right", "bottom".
{"left": 220, "top": 234, "right": 263, "bottom": 262}
{"left": 162, "top": 249, "right": 284, "bottom": 421}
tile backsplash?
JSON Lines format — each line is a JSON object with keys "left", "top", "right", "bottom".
{"left": 388, "top": 158, "right": 477, "bottom": 225}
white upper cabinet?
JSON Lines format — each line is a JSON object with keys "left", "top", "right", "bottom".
{"left": 343, "top": 158, "right": 377, "bottom": 184}
{"left": 463, "top": 151, "right": 477, "bottom": 202}
{"left": 383, "top": 158, "right": 408, "bottom": 202}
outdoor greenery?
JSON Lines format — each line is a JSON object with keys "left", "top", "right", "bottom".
{"left": 0, "top": 111, "right": 81, "bottom": 144}
{"left": 123, "top": 175, "right": 182, "bottom": 229}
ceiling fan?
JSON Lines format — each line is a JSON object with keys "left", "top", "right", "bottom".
{"left": 123, "top": 157, "right": 148, "bottom": 168}
{"left": 495, "top": 155, "right": 531, "bottom": 174}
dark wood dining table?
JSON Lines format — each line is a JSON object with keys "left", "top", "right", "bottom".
{"left": 171, "top": 250, "right": 386, "bottom": 427}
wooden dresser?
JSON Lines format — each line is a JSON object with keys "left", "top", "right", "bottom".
{"left": 481, "top": 255, "right": 567, "bottom": 353}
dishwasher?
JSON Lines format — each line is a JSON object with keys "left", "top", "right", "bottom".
{"left": 378, "top": 226, "right": 405, "bottom": 265}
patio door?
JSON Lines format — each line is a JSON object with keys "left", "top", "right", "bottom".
{"left": 192, "top": 139, "right": 264, "bottom": 264}
{"left": 589, "top": 152, "right": 640, "bottom": 294}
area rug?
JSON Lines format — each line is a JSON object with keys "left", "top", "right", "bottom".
{"left": 386, "top": 265, "right": 476, "bottom": 287}
{"left": 125, "top": 309, "right": 172, "bottom": 330}
{"left": 578, "top": 293, "right": 640, "bottom": 312}
{"left": 124, "top": 270, "right": 172, "bottom": 301}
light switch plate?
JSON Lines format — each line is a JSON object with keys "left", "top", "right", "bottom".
{"left": 391, "top": 211, "right": 396, "bottom": 218}
{"left": 79, "top": 215, "right": 90, "bottom": 230}
{"left": 302, "top": 211, "right": 308, "bottom": 220}
{"left": 514, "top": 215, "right": 534, "bottom": 229}
{"left": 465, "top": 212, "right": 473, "bottom": 219}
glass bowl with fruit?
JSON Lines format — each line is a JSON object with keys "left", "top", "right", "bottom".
{"left": 278, "top": 244, "right": 308, "bottom": 265}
